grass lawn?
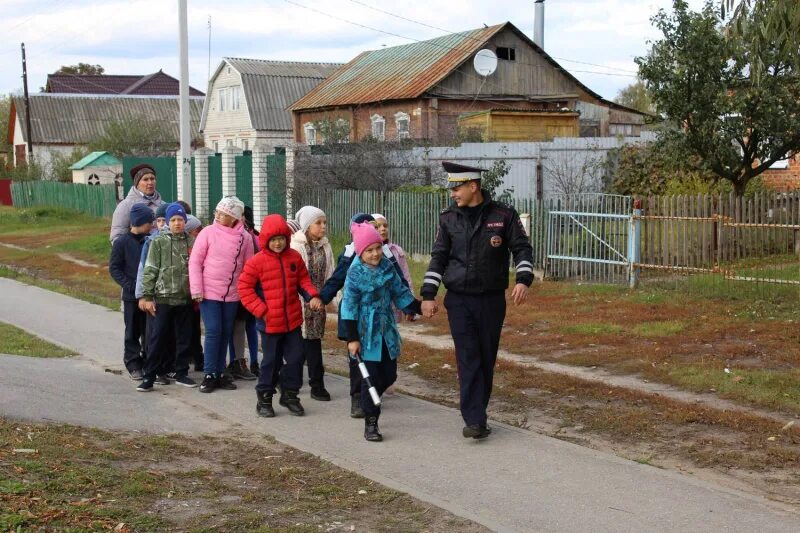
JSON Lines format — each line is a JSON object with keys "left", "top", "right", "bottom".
{"left": 0, "top": 322, "right": 76, "bottom": 357}
{"left": 0, "top": 418, "right": 483, "bottom": 532}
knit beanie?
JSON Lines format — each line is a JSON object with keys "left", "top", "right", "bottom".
{"left": 350, "top": 212, "right": 374, "bottom": 225}
{"left": 130, "top": 164, "right": 156, "bottom": 187}
{"left": 216, "top": 196, "right": 244, "bottom": 220}
{"left": 295, "top": 205, "right": 326, "bottom": 233}
{"left": 286, "top": 219, "right": 302, "bottom": 234}
{"left": 352, "top": 222, "right": 383, "bottom": 256}
{"left": 185, "top": 215, "right": 202, "bottom": 233}
{"left": 155, "top": 203, "right": 168, "bottom": 219}
{"left": 130, "top": 203, "right": 155, "bottom": 227}
{"left": 165, "top": 203, "right": 187, "bottom": 223}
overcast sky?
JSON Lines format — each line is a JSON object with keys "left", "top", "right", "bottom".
{"left": 0, "top": 0, "right": 707, "bottom": 100}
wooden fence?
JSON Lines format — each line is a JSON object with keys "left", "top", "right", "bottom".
{"left": 637, "top": 192, "right": 800, "bottom": 272}
{"left": 11, "top": 181, "right": 118, "bottom": 218}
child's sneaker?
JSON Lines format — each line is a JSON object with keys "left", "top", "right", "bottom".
{"left": 282, "top": 390, "right": 304, "bottom": 416}
{"left": 250, "top": 361, "right": 260, "bottom": 377}
{"left": 217, "top": 374, "right": 237, "bottom": 390}
{"left": 137, "top": 379, "right": 154, "bottom": 392}
{"left": 154, "top": 375, "right": 171, "bottom": 385}
{"left": 129, "top": 369, "right": 144, "bottom": 381}
{"left": 174, "top": 374, "right": 198, "bottom": 388}
{"left": 199, "top": 374, "right": 216, "bottom": 393}
{"left": 256, "top": 393, "right": 275, "bottom": 417}
{"left": 234, "top": 360, "right": 257, "bottom": 380}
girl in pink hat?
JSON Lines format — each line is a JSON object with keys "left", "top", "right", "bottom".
{"left": 340, "top": 222, "right": 422, "bottom": 442}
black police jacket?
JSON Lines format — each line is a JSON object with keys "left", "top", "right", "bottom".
{"left": 421, "top": 191, "right": 534, "bottom": 300}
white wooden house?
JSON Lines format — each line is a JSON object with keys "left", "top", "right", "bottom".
{"left": 200, "top": 58, "right": 341, "bottom": 153}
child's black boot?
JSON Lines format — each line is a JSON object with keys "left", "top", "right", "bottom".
{"left": 364, "top": 415, "right": 382, "bottom": 442}
{"left": 350, "top": 393, "right": 365, "bottom": 418}
{"left": 256, "top": 392, "right": 275, "bottom": 418}
{"left": 282, "top": 390, "right": 305, "bottom": 416}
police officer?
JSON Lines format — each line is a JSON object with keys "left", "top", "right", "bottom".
{"left": 421, "top": 161, "right": 534, "bottom": 439}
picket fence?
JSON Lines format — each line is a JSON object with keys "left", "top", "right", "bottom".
{"left": 10, "top": 181, "right": 118, "bottom": 218}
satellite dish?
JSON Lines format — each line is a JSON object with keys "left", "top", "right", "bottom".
{"left": 473, "top": 49, "right": 498, "bottom": 77}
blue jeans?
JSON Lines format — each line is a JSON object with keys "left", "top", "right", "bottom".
{"left": 200, "top": 300, "right": 239, "bottom": 375}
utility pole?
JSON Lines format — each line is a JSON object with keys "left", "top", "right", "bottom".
{"left": 178, "top": 0, "right": 192, "bottom": 202}
{"left": 21, "top": 43, "right": 34, "bottom": 161}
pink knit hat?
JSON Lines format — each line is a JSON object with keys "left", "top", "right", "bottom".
{"left": 351, "top": 222, "right": 383, "bottom": 256}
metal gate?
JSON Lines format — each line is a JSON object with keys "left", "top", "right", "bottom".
{"left": 545, "top": 194, "right": 636, "bottom": 285}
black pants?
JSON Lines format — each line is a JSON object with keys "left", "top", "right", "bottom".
{"left": 143, "top": 302, "right": 193, "bottom": 381}
{"left": 348, "top": 352, "right": 361, "bottom": 397}
{"left": 256, "top": 328, "right": 303, "bottom": 395}
{"left": 359, "top": 342, "right": 397, "bottom": 417}
{"left": 122, "top": 299, "right": 147, "bottom": 372}
{"left": 444, "top": 290, "right": 506, "bottom": 426}
{"left": 191, "top": 307, "right": 204, "bottom": 369}
{"left": 303, "top": 338, "right": 325, "bottom": 388}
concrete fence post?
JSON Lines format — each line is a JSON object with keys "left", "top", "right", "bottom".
{"left": 628, "top": 202, "right": 642, "bottom": 288}
{"left": 192, "top": 147, "right": 214, "bottom": 220}
{"left": 221, "top": 145, "right": 242, "bottom": 198}
{"left": 252, "top": 142, "right": 270, "bottom": 231}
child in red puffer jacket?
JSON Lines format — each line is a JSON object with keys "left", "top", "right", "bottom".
{"left": 238, "top": 214, "right": 323, "bottom": 418}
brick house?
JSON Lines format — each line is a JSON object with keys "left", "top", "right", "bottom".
{"left": 289, "top": 21, "right": 647, "bottom": 145}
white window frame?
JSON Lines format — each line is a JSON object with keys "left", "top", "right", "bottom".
{"left": 218, "top": 88, "right": 226, "bottom": 111}
{"left": 212, "top": 141, "right": 219, "bottom": 152}
{"left": 242, "top": 138, "right": 249, "bottom": 151}
{"left": 231, "top": 86, "right": 241, "bottom": 111}
{"left": 371, "top": 114, "right": 385, "bottom": 141}
{"left": 304, "top": 122, "right": 317, "bottom": 146}
{"left": 395, "top": 111, "right": 410, "bottom": 139}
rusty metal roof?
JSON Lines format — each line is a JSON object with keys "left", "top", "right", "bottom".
{"left": 289, "top": 24, "right": 503, "bottom": 110}
{"left": 12, "top": 94, "right": 204, "bottom": 144}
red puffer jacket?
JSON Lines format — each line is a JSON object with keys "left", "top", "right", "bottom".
{"left": 238, "top": 214, "right": 319, "bottom": 334}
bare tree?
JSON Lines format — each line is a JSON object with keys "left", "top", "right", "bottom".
{"left": 544, "top": 148, "right": 606, "bottom": 196}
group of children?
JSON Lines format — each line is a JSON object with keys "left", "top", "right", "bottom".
{"left": 110, "top": 197, "right": 419, "bottom": 442}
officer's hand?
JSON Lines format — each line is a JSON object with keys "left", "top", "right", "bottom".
{"left": 141, "top": 300, "right": 157, "bottom": 316}
{"left": 421, "top": 300, "right": 438, "bottom": 318}
{"left": 511, "top": 283, "right": 528, "bottom": 305}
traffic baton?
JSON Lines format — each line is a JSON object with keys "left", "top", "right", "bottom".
{"left": 353, "top": 351, "right": 381, "bottom": 406}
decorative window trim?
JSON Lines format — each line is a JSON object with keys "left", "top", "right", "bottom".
{"left": 304, "top": 122, "right": 317, "bottom": 146}
{"left": 394, "top": 111, "right": 410, "bottom": 139}
{"left": 371, "top": 114, "right": 386, "bottom": 141}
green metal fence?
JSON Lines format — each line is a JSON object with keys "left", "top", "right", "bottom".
{"left": 11, "top": 181, "right": 118, "bottom": 218}
{"left": 122, "top": 157, "right": 178, "bottom": 203}
{"left": 208, "top": 154, "right": 223, "bottom": 212}
{"left": 235, "top": 151, "right": 253, "bottom": 207}
{"left": 267, "top": 154, "right": 287, "bottom": 216}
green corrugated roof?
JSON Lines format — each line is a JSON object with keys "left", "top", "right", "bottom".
{"left": 69, "top": 151, "right": 122, "bottom": 170}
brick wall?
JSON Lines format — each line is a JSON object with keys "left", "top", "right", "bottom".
{"left": 762, "top": 156, "right": 800, "bottom": 191}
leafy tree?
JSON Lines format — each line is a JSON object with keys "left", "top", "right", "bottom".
{"left": 55, "top": 63, "right": 105, "bottom": 75}
{"left": 88, "top": 116, "right": 173, "bottom": 158}
{"left": 613, "top": 79, "right": 655, "bottom": 115}
{"left": 637, "top": 0, "right": 800, "bottom": 195}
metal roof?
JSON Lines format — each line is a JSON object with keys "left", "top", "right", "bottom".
{"left": 69, "top": 151, "right": 121, "bottom": 169}
{"left": 289, "top": 25, "right": 503, "bottom": 110}
{"left": 45, "top": 71, "right": 204, "bottom": 96}
{"left": 12, "top": 94, "right": 204, "bottom": 144}
{"left": 203, "top": 58, "right": 342, "bottom": 132}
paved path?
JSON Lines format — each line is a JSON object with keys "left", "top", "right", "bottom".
{"left": 1, "top": 278, "right": 797, "bottom": 533}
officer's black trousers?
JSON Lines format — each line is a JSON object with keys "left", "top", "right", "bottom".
{"left": 444, "top": 290, "right": 507, "bottom": 426}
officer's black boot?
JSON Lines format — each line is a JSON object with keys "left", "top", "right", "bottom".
{"left": 256, "top": 392, "right": 275, "bottom": 418}
{"left": 350, "top": 393, "right": 365, "bottom": 419}
{"left": 282, "top": 390, "right": 305, "bottom": 416}
{"left": 364, "top": 415, "right": 382, "bottom": 442}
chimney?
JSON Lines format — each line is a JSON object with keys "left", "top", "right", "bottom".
{"left": 534, "top": 0, "right": 545, "bottom": 49}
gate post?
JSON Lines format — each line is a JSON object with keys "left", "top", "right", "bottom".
{"left": 221, "top": 145, "right": 243, "bottom": 197}
{"left": 193, "top": 147, "right": 214, "bottom": 220}
{"left": 628, "top": 199, "right": 642, "bottom": 288}
{"left": 252, "top": 143, "right": 269, "bottom": 231}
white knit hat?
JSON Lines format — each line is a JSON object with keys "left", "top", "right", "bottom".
{"left": 371, "top": 213, "right": 386, "bottom": 221}
{"left": 295, "top": 205, "right": 326, "bottom": 233}
{"left": 216, "top": 196, "right": 244, "bottom": 220}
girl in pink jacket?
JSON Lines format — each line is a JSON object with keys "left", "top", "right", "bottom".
{"left": 189, "top": 196, "right": 254, "bottom": 393}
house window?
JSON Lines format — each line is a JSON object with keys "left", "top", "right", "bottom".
{"left": 304, "top": 122, "right": 317, "bottom": 146}
{"left": 242, "top": 139, "right": 249, "bottom": 151}
{"left": 496, "top": 47, "right": 516, "bottom": 61}
{"left": 231, "top": 86, "right": 241, "bottom": 110}
{"left": 226, "top": 139, "right": 233, "bottom": 147}
{"left": 371, "top": 114, "right": 385, "bottom": 141}
{"left": 335, "top": 118, "right": 350, "bottom": 143}
{"left": 218, "top": 88, "right": 226, "bottom": 111}
{"left": 213, "top": 141, "right": 219, "bottom": 152}
{"left": 395, "top": 112, "right": 410, "bottom": 139}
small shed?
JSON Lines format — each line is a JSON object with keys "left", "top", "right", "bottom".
{"left": 70, "top": 151, "right": 122, "bottom": 186}
{"left": 457, "top": 109, "right": 580, "bottom": 142}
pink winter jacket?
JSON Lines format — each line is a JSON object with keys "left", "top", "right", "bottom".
{"left": 189, "top": 221, "right": 254, "bottom": 302}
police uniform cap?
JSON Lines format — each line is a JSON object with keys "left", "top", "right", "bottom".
{"left": 442, "top": 161, "right": 485, "bottom": 189}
